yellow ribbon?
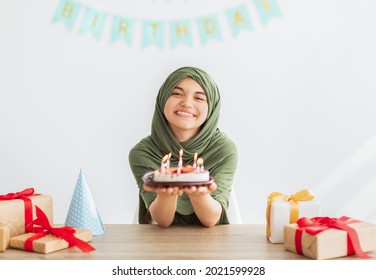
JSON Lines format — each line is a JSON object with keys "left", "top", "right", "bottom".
{"left": 266, "top": 189, "right": 314, "bottom": 238}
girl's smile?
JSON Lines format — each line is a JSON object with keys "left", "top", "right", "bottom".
{"left": 175, "top": 110, "right": 195, "bottom": 117}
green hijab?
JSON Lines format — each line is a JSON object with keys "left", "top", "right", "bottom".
{"left": 129, "top": 66, "right": 237, "bottom": 224}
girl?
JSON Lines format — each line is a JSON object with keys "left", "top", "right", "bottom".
{"left": 129, "top": 66, "right": 237, "bottom": 227}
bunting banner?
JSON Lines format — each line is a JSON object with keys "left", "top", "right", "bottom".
{"left": 52, "top": 0, "right": 282, "bottom": 49}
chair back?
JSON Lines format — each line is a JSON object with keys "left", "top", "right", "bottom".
{"left": 228, "top": 186, "right": 242, "bottom": 224}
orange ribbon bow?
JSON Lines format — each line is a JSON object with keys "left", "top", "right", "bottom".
{"left": 266, "top": 189, "right": 314, "bottom": 238}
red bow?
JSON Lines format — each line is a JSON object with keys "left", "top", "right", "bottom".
{"left": 24, "top": 206, "right": 95, "bottom": 253}
{"left": 295, "top": 216, "right": 372, "bottom": 258}
{"left": 0, "top": 188, "right": 36, "bottom": 232}
{"left": 0, "top": 188, "right": 35, "bottom": 200}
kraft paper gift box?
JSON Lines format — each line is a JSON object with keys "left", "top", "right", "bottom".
{"left": 9, "top": 228, "right": 94, "bottom": 254}
{"left": 284, "top": 217, "right": 376, "bottom": 260}
{"left": 9, "top": 206, "right": 95, "bottom": 254}
{"left": 0, "top": 224, "right": 10, "bottom": 252}
{"left": 266, "top": 189, "right": 321, "bottom": 243}
{"left": 0, "top": 188, "right": 53, "bottom": 238}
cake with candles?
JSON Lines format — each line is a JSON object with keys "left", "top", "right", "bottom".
{"left": 152, "top": 150, "right": 210, "bottom": 183}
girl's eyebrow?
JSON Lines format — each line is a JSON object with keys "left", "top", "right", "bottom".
{"left": 174, "top": 86, "right": 206, "bottom": 95}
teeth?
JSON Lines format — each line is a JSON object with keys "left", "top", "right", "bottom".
{"left": 176, "top": 111, "right": 194, "bottom": 117}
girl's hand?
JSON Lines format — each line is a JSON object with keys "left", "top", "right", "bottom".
{"left": 143, "top": 184, "right": 184, "bottom": 196}
{"left": 183, "top": 182, "right": 217, "bottom": 197}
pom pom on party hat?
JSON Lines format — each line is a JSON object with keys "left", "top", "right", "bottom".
{"left": 65, "top": 168, "right": 105, "bottom": 236}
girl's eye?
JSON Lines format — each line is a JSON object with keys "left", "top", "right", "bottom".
{"left": 195, "top": 96, "right": 206, "bottom": 102}
{"left": 172, "top": 92, "right": 183, "bottom": 96}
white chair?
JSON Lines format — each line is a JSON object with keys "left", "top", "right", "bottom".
{"left": 228, "top": 187, "right": 243, "bottom": 224}
{"left": 132, "top": 186, "right": 242, "bottom": 224}
{"left": 132, "top": 203, "right": 139, "bottom": 224}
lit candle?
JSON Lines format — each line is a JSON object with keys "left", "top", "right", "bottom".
{"left": 196, "top": 158, "right": 204, "bottom": 173}
{"left": 161, "top": 154, "right": 168, "bottom": 173}
{"left": 166, "top": 152, "right": 172, "bottom": 169}
{"left": 177, "top": 149, "right": 183, "bottom": 175}
{"left": 193, "top": 152, "right": 198, "bottom": 168}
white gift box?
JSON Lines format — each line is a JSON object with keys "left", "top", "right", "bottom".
{"left": 268, "top": 201, "right": 321, "bottom": 243}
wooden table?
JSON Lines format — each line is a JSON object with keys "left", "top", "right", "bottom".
{"left": 1, "top": 224, "right": 375, "bottom": 260}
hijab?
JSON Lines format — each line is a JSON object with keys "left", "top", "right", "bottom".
{"left": 129, "top": 66, "right": 237, "bottom": 222}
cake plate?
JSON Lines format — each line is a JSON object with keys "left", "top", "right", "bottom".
{"left": 142, "top": 171, "right": 213, "bottom": 188}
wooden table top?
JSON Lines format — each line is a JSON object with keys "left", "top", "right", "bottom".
{"left": 1, "top": 224, "right": 375, "bottom": 260}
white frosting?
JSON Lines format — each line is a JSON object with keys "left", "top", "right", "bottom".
{"left": 153, "top": 170, "right": 209, "bottom": 182}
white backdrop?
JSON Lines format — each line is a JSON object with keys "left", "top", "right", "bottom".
{"left": 1, "top": 0, "right": 376, "bottom": 225}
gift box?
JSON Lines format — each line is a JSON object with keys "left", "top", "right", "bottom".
{"left": 266, "top": 189, "right": 320, "bottom": 243}
{"left": 9, "top": 228, "right": 93, "bottom": 254}
{"left": 284, "top": 216, "right": 376, "bottom": 259}
{"left": 9, "top": 206, "right": 95, "bottom": 254}
{"left": 0, "top": 188, "right": 53, "bottom": 238}
{"left": 0, "top": 224, "right": 10, "bottom": 252}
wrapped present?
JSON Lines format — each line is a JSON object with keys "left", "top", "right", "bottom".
{"left": 9, "top": 206, "right": 95, "bottom": 254}
{"left": 0, "top": 188, "right": 53, "bottom": 238}
{"left": 266, "top": 189, "right": 320, "bottom": 243}
{"left": 284, "top": 216, "right": 376, "bottom": 259}
{"left": 10, "top": 229, "right": 94, "bottom": 254}
{"left": 0, "top": 224, "right": 10, "bottom": 252}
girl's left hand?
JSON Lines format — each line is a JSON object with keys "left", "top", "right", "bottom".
{"left": 183, "top": 182, "right": 217, "bottom": 196}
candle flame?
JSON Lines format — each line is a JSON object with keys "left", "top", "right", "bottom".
{"left": 168, "top": 152, "right": 172, "bottom": 159}
{"left": 197, "top": 158, "right": 203, "bottom": 166}
{"left": 179, "top": 149, "right": 183, "bottom": 157}
{"left": 162, "top": 154, "right": 169, "bottom": 162}
{"left": 194, "top": 152, "right": 198, "bottom": 161}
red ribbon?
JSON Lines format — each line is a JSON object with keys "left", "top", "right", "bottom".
{"left": 295, "top": 216, "right": 372, "bottom": 258}
{"left": 24, "top": 206, "right": 95, "bottom": 253}
{"left": 0, "top": 188, "right": 36, "bottom": 232}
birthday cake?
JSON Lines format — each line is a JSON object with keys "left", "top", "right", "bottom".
{"left": 153, "top": 150, "right": 210, "bottom": 183}
{"left": 153, "top": 165, "right": 210, "bottom": 182}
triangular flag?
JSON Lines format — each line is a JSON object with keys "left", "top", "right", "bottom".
{"left": 65, "top": 168, "right": 105, "bottom": 236}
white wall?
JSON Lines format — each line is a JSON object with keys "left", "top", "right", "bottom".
{"left": 1, "top": 0, "right": 376, "bottom": 225}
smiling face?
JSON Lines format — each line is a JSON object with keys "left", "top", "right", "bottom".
{"left": 163, "top": 77, "right": 209, "bottom": 142}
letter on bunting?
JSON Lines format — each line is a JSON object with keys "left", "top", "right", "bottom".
{"left": 253, "top": 0, "right": 282, "bottom": 25}
{"left": 52, "top": 0, "right": 81, "bottom": 30}
{"left": 226, "top": 4, "right": 253, "bottom": 37}
{"left": 170, "top": 20, "right": 193, "bottom": 48}
{"left": 143, "top": 20, "right": 165, "bottom": 48}
{"left": 196, "top": 14, "right": 222, "bottom": 45}
{"left": 111, "top": 17, "right": 135, "bottom": 45}
{"left": 80, "top": 8, "right": 106, "bottom": 39}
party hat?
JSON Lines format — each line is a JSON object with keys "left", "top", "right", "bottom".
{"left": 65, "top": 168, "right": 105, "bottom": 236}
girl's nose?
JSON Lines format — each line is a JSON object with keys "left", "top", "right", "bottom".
{"left": 180, "top": 97, "right": 193, "bottom": 108}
